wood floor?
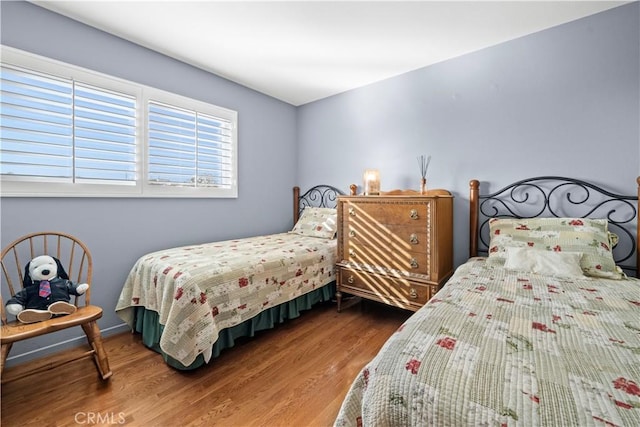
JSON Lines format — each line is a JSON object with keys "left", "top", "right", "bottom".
{"left": 1, "top": 300, "right": 411, "bottom": 427}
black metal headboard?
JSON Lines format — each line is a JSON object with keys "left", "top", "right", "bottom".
{"left": 469, "top": 176, "right": 639, "bottom": 277}
{"left": 293, "top": 185, "right": 345, "bottom": 224}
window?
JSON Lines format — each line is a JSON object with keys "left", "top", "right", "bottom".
{"left": 1, "top": 66, "right": 137, "bottom": 185}
{"left": 146, "top": 98, "right": 234, "bottom": 192}
{"left": 0, "top": 46, "right": 238, "bottom": 197}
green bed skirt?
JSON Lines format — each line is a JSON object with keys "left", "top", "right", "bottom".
{"left": 133, "top": 281, "right": 336, "bottom": 370}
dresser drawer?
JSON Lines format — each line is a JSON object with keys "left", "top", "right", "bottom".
{"left": 342, "top": 241, "right": 430, "bottom": 275}
{"left": 339, "top": 268, "right": 434, "bottom": 307}
{"left": 346, "top": 223, "right": 428, "bottom": 255}
{"left": 343, "top": 201, "right": 430, "bottom": 226}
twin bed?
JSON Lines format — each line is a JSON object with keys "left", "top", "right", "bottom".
{"left": 335, "top": 176, "right": 640, "bottom": 426}
{"left": 115, "top": 184, "right": 344, "bottom": 369}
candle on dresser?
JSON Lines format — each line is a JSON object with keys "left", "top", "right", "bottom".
{"left": 363, "top": 169, "right": 380, "bottom": 195}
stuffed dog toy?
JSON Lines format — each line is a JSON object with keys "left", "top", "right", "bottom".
{"left": 5, "top": 255, "right": 89, "bottom": 324}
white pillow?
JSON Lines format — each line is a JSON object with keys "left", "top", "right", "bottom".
{"left": 504, "top": 247, "right": 584, "bottom": 278}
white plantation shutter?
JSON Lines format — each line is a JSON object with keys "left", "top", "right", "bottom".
{"left": 148, "top": 101, "right": 233, "bottom": 188}
{"left": 1, "top": 65, "right": 74, "bottom": 180}
{"left": 73, "top": 83, "right": 136, "bottom": 183}
{"left": 1, "top": 64, "right": 137, "bottom": 185}
{"left": 197, "top": 113, "right": 233, "bottom": 188}
{"left": 1, "top": 46, "right": 238, "bottom": 198}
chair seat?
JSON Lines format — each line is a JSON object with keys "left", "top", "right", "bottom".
{"left": 1, "top": 305, "right": 103, "bottom": 344}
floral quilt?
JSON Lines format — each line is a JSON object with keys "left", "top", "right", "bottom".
{"left": 335, "top": 257, "right": 640, "bottom": 427}
{"left": 116, "top": 233, "right": 336, "bottom": 366}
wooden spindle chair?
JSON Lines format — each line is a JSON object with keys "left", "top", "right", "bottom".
{"left": 1, "top": 231, "right": 112, "bottom": 383}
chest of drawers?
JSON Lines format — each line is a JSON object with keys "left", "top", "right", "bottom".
{"left": 336, "top": 191, "right": 453, "bottom": 311}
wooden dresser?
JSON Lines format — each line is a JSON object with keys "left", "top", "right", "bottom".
{"left": 336, "top": 190, "right": 453, "bottom": 311}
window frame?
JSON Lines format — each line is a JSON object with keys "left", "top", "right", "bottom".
{"left": 0, "top": 46, "right": 238, "bottom": 198}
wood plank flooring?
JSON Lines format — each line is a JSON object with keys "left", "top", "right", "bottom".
{"left": 1, "top": 300, "right": 411, "bottom": 427}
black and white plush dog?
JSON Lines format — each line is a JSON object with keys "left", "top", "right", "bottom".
{"left": 5, "top": 255, "right": 89, "bottom": 324}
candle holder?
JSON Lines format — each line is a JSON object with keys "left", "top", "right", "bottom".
{"left": 363, "top": 169, "right": 380, "bottom": 195}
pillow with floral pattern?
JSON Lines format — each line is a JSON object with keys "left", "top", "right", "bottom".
{"left": 289, "top": 207, "right": 337, "bottom": 239}
{"left": 488, "top": 217, "right": 624, "bottom": 279}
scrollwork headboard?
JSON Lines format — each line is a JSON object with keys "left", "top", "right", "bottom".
{"left": 293, "top": 184, "right": 345, "bottom": 224}
{"left": 469, "top": 176, "right": 640, "bottom": 277}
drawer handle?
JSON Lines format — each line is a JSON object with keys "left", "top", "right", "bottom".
{"left": 409, "top": 288, "right": 418, "bottom": 299}
{"left": 409, "top": 233, "right": 418, "bottom": 244}
{"left": 349, "top": 207, "right": 356, "bottom": 217}
{"left": 410, "top": 258, "right": 419, "bottom": 269}
{"left": 347, "top": 275, "right": 354, "bottom": 284}
{"left": 349, "top": 249, "right": 356, "bottom": 258}
{"left": 409, "top": 209, "right": 419, "bottom": 220}
{"left": 349, "top": 230, "right": 356, "bottom": 238}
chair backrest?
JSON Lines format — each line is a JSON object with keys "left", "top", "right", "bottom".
{"left": 1, "top": 231, "right": 93, "bottom": 324}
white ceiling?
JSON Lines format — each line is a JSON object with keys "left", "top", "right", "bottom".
{"left": 31, "top": 1, "right": 628, "bottom": 106}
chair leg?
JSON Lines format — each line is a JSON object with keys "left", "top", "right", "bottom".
{"left": 81, "top": 322, "right": 112, "bottom": 380}
{"left": 1, "top": 342, "right": 12, "bottom": 379}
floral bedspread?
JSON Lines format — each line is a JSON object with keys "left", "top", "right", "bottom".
{"left": 116, "top": 233, "right": 336, "bottom": 366}
{"left": 335, "top": 257, "right": 640, "bottom": 427}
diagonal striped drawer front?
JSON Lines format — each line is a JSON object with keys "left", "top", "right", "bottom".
{"left": 342, "top": 241, "right": 429, "bottom": 275}
{"left": 347, "top": 223, "right": 428, "bottom": 254}
{"left": 339, "top": 268, "right": 434, "bottom": 307}
{"left": 342, "top": 201, "right": 430, "bottom": 226}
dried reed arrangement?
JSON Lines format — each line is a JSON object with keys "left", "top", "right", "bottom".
{"left": 417, "top": 155, "right": 431, "bottom": 194}
{"left": 417, "top": 155, "right": 431, "bottom": 179}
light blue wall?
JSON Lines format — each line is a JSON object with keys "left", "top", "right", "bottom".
{"left": 297, "top": 2, "right": 640, "bottom": 268}
{"left": 0, "top": 1, "right": 298, "bottom": 363}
